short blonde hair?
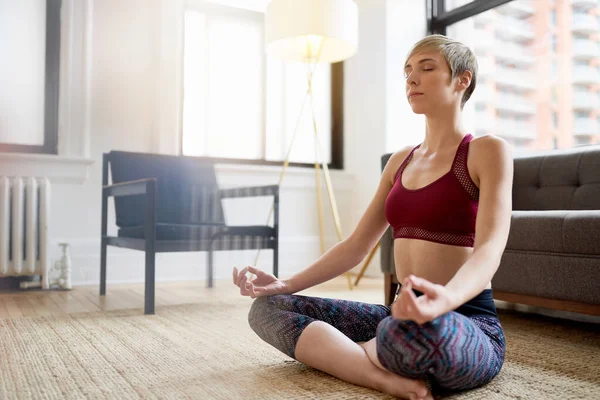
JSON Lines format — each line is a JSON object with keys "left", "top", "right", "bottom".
{"left": 405, "top": 34, "right": 478, "bottom": 109}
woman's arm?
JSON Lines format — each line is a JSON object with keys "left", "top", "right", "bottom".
{"left": 445, "top": 135, "right": 514, "bottom": 306}
{"left": 285, "top": 148, "right": 413, "bottom": 293}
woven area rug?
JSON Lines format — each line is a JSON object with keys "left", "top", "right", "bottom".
{"left": 0, "top": 295, "right": 598, "bottom": 399}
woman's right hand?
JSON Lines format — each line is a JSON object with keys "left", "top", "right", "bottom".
{"left": 232, "top": 266, "right": 290, "bottom": 298}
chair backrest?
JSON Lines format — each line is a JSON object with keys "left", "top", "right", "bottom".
{"left": 107, "top": 151, "right": 226, "bottom": 228}
{"left": 382, "top": 143, "right": 600, "bottom": 211}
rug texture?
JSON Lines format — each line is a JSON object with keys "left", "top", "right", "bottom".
{"left": 0, "top": 295, "right": 598, "bottom": 399}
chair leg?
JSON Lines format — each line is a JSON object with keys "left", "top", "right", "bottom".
{"left": 100, "top": 238, "right": 107, "bottom": 295}
{"left": 207, "top": 250, "right": 214, "bottom": 288}
{"left": 145, "top": 246, "right": 156, "bottom": 315}
{"left": 273, "top": 245, "right": 278, "bottom": 278}
{"left": 100, "top": 155, "right": 108, "bottom": 296}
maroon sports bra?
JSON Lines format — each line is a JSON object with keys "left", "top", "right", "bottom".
{"left": 384, "top": 134, "right": 479, "bottom": 247}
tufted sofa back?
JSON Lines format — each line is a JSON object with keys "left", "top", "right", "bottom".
{"left": 382, "top": 144, "right": 600, "bottom": 211}
{"left": 512, "top": 145, "right": 600, "bottom": 211}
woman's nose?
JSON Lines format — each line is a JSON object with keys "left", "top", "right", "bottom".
{"left": 406, "top": 72, "right": 418, "bottom": 85}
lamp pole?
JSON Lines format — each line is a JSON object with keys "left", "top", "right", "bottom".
{"left": 254, "top": 0, "right": 358, "bottom": 290}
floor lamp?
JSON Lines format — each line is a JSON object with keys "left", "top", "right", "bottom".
{"left": 253, "top": 0, "right": 358, "bottom": 289}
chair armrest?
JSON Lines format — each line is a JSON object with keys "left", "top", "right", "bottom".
{"left": 210, "top": 225, "right": 277, "bottom": 239}
{"left": 101, "top": 179, "right": 157, "bottom": 242}
{"left": 218, "top": 185, "right": 280, "bottom": 233}
{"left": 103, "top": 178, "right": 156, "bottom": 197}
{"left": 218, "top": 184, "right": 279, "bottom": 199}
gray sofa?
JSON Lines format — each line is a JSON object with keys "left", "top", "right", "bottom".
{"left": 380, "top": 144, "right": 600, "bottom": 316}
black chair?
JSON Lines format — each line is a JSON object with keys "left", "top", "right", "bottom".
{"left": 100, "top": 151, "right": 279, "bottom": 314}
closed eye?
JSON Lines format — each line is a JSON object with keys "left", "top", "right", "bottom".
{"left": 404, "top": 68, "right": 434, "bottom": 78}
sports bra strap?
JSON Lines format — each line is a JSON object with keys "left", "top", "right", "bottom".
{"left": 452, "top": 135, "right": 479, "bottom": 200}
{"left": 393, "top": 145, "right": 420, "bottom": 183}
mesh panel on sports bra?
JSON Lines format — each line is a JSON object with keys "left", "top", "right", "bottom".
{"left": 393, "top": 226, "right": 475, "bottom": 247}
{"left": 453, "top": 142, "right": 479, "bottom": 201}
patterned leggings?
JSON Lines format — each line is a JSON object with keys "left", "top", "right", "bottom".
{"left": 248, "top": 294, "right": 505, "bottom": 391}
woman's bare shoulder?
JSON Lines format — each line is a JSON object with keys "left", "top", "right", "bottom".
{"left": 468, "top": 134, "right": 513, "bottom": 182}
{"left": 469, "top": 134, "right": 511, "bottom": 159}
{"left": 386, "top": 145, "right": 416, "bottom": 170}
{"left": 384, "top": 145, "right": 417, "bottom": 184}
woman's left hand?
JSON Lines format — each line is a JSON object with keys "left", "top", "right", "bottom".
{"left": 392, "top": 275, "right": 459, "bottom": 325}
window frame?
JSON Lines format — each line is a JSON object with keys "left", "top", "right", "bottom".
{"left": 0, "top": 0, "right": 61, "bottom": 155}
{"left": 428, "top": 0, "right": 514, "bottom": 34}
{"left": 180, "top": 2, "right": 344, "bottom": 170}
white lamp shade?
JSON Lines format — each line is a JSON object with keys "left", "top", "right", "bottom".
{"left": 265, "top": 0, "right": 358, "bottom": 63}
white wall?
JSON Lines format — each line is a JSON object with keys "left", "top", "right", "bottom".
{"left": 2, "top": 0, "right": 427, "bottom": 286}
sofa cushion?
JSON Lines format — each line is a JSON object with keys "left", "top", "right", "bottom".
{"left": 506, "top": 210, "right": 600, "bottom": 255}
{"left": 493, "top": 251, "right": 599, "bottom": 304}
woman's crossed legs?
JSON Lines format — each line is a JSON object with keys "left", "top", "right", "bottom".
{"left": 248, "top": 294, "right": 505, "bottom": 397}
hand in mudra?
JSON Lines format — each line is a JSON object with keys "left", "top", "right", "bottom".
{"left": 232, "top": 266, "right": 289, "bottom": 298}
{"left": 392, "top": 275, "right": 457, "bottom": 325}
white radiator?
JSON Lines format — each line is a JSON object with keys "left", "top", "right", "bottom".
{"left": 0, "top": 177, "right": 50, "bottom": 289}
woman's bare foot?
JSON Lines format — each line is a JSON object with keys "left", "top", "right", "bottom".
{"left": 377, "top": 371, "right": 433, "bottom": 400}
{"left": 359, "top": 341, "right": 433, "bottom": 400}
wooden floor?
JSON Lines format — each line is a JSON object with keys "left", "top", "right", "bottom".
{"left": 0, "top": 276, "right": 385, "bottom": 319}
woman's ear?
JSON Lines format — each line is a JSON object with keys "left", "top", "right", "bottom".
{"left": 458, "top": 70, "right": 473, "bottom": 90}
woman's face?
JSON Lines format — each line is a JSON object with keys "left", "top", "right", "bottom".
{"left": 404, "top": 51, "right": 466, "bottom": 115}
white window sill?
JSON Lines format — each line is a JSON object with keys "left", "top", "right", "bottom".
{"left": 215, "top": 163, "right": 355, "bottom": 191}
{"left": 0, "top": 153, "right": 94, "bottom": 184}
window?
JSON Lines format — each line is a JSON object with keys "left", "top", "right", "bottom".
{"left": 181, "top": 1, "right": 343, "bottom": 168}
{"left": 429, "top": 0, "right": 600, "bottom": 154}
{"left": 0, "top": 0, "right": 61, "bottom": 154}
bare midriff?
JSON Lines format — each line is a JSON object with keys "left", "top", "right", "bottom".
{"left": 393, "top": 238, "right": 492, "bottom": 289}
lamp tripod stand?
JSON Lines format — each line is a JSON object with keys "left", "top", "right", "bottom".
{"left": 254, "top": 0, "right": 359, "bottom": 290}
{"left": 254, "top": 39, "right": 353, "bottom": 290}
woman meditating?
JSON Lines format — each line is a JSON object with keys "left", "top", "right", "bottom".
{"left": 233, "top": 34, "right": 513, "bottom": 400}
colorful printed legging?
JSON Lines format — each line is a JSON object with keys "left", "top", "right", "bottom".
{"left": 248, "top": 294, "right": 505, "bottom": 391}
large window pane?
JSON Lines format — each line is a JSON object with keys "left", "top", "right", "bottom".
{"left": 447, "top": 0, "right": 600, "bottom": 155}
{"left": 203, "top": 0, "right": 270, "bottom": 13}
{"left": 183, "top": 10, "right": 263, "bottom": 159}
{"left": 0, "top": 0, "right": 46, "bottom": 146}
{"left": 266, "top": 61, "right": 331, "bottom": 164}
{"left": 182, "top": 11, "right": 207, "bottom": 157}
{"left": 182, "top": 3, "right": 332, "bottom": 164}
